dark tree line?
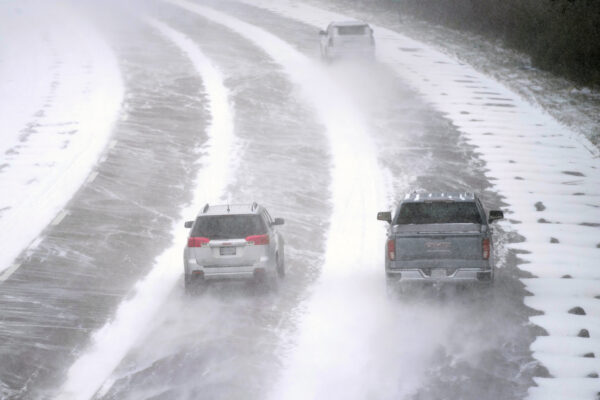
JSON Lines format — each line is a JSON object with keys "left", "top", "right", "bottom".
{"left": 386, "top": 0, "right": 600, "bottom": 86}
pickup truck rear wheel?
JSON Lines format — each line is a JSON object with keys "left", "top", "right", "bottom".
{"left": 386, "top": 278, "right": 399, "bottom": 297}
{"left": 476, "top": 270, "right": 494, "bottom": 286}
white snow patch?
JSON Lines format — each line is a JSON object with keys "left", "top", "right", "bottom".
{"left": 528, "top": 378, "right": 600, "bottom": 400}
{"left": 532, "top": 336, "right": 600, "bottom": 358}
{"left": 232, "top": 0, "right": 600, "bottom": 397}
{"left": 0, "top": 0, "right": 124, "bottom": 275}
{"left": 534, "top": 354, "right": 599, "bottom": 379}
{"left": 57, "top": 19, "right": 236, "bottom": 400}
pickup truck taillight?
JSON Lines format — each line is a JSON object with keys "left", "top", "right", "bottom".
{"left": 482, "top": 238, "right": 490, "bottom": 259}
{"left": 387, "top": 239, "right": 396, "bottom": 261}
{"left": 246, "top": 234, "right": 269, "bottom": 245}
{"left": 188, "top": 237, "right": 210, "bottom": 247}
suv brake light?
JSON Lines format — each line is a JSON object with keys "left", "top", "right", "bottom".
{"left": 482, "top": 238, "right": 490, "bottom": 259}
{"left": 246, "top": 234, "right": 269, "bottom": 245}
{"left": 387, "top": 239, "right": 396, "bottom": 261}
{"left": 188, "top": 237, "right": 210, "bottom": 247}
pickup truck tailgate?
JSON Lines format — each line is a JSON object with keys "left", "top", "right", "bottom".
{"left": 394, "top": 223, "right": 483, "bottom": 261}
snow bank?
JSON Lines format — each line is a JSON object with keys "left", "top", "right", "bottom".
{"left": 57, "top": 19, "right": 236, "bottom": 400}
{"left": 235, "top": 0, "right": 600, "bottom": 397}
{"left": 0, "top": 0, "right": 123, "bottom": 277}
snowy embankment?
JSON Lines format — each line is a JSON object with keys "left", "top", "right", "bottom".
{"left": 0, "top": 1, "right": 123, "bottom": 279}
{"left": 238, "top": 1, "right": 600, "bottom": 398}
{"left": 57, "top": 19, "right": 236, "bottom": 400}
{"left": 166, "top": 1, "right": 449, "bottom": 399}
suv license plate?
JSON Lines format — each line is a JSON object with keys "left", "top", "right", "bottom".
{"left": 431, "top": 269, "right": 446, "bottom": 279}
{"left": 220, "top": 247, "right": 236, "bottom": 256}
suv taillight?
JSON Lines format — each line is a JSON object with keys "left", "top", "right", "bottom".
{"left": 387, "top": 239, "right": 396, "bottom": 261}
{"left": 246, "top": 234, "right": 269, "bottom": 245}
{"left": 188, "top": 237, "right": 210, "bottom": 247}
{"left": 482, "top": 238, "right": 490, "bottom": 259}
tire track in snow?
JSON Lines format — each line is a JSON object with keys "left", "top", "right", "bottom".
{"left": 57, "top": 19, "right": 236, "bottom": 400}
{"left": 165, "top": 2, "right": 448, "bottom": 399}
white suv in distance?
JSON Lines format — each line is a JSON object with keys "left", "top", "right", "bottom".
{"left": 319, "top": 21, "right": 375, "bottom": 62}
{"left": 183, "top": 203, "right": 285, "bottom": 293}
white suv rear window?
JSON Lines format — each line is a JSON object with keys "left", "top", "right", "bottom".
{"left": 192, "top": 215, "right": 267, "bottom": 239}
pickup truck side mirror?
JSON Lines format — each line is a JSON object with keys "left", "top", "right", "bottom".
{"left": 184, "top": 220, "right": 194, "bottom": 229}
{"left": 319, "top": 30, "right": 327, "bottom": 36}
{"left": 271, "top": 218, "right": 285, "bottom": 226}
{"left": 488, "top": 210, "right": 504, "bottom": 223}
{"left": 377, "top": 211, "right": 392, "bottom": 224}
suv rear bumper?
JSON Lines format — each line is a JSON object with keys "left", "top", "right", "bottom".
{"left": 185, "top": 258, "right": 275, "bottom": 282}
{"left": 203, "top": 269, "right": 260, "bottom": 281}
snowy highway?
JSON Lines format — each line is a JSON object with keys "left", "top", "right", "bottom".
{"left": 0, "top": 0, "right": 599, "bottom": 399}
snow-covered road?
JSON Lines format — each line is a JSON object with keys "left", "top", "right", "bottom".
{"left": 0, "top": 0, "right": 598, "bottom": 399}
{"left": 242, "top": 1, "right": 600, "bottom": 398}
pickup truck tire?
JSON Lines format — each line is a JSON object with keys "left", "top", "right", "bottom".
{"left": 477, "top": 270, "right": 495, "bottom": 286}
{"left": 385, "top": 278, "right": 404, "bottom": 297}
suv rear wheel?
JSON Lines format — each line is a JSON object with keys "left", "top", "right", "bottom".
{"left": 184, "top": 274, "right": 205, "bottom": 295}
{"left": 276, "top": 254, "right": 285, "bottom": 278}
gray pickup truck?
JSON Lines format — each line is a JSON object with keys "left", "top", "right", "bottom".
{"left": 377, "top": 192, "right": 503, "bottom": 288}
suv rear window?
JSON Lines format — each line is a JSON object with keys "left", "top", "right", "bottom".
{"left": 192, "top": 215, "right": 267, "bottom": 239}
{"left": 396, "top": 202, "right": 482, "bottom": 224}
{"left": 336, "top": 25, "right": 369, "bottom": 35}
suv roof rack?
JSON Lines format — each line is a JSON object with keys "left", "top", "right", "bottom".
{"left": 251, "top": 202, "right": 258, "bottom": 211}
{"left": 202, "top": 203, "right": 209, "bottom": 213}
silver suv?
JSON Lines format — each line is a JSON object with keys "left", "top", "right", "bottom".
{"left": 183, "top": 203, "right": 285, "bottom": 292}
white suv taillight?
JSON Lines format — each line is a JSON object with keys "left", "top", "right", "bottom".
{"left": 188, "top": 237, "right": 210, "bottom": 247}
{"left": 246, "top": 234, "right": 269, "bottom": 245}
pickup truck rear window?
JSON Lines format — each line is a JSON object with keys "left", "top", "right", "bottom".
{"left": 192, "top": 215, "right": 267, "bottom": 239}
{"left": 396, "top": 202, "right": 482, "bottom": 225}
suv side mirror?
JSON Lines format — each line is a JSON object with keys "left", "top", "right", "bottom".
{"left": 488, "top": 210, "right": 504, "bottom": 223}
{"left": 377, "top": 211, "right": 392, "bottom": 224}
{"left": 184, "top": 220, "right": 194, "bottom": 229}
{"left": 319, "top": 30, "right": 327, "bottom": 36}
{"left": 272, "top": 218, "right": 285, "bottom": 226}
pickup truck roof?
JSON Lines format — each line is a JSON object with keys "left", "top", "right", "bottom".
{"left": 402, "top": 192, "right": 476, "bottom": 202}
